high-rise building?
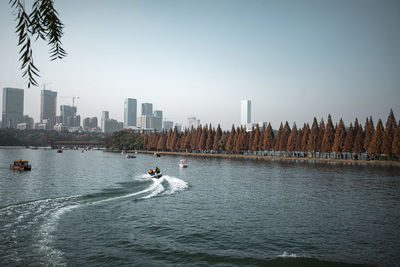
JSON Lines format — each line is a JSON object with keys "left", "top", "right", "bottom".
{"left": 2, "top": 87, "right": 24, "bottom": 128}
{"left": 40, "top": 89, "right": 57, "bottom": 127}
{"left": 141, "top": 103, "right": 153, "bottom": 116}
{"left": 154, "top": 110, "right": 163, "bottom": 119}
{"left": 241, "top": 100, "right": 251, "bottom": 127}
{"left": 124, "top": 98, "right": 137, "bottom": 128}
{"left": 60, "top": 105, "right": 77, "bottom": 124}
{"left": 102, "top": 111, "right": 109, "bottom": 121}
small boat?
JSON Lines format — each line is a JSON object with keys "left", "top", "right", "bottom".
{"left": 57, "top": 148, "right": 63, "bottom": 153}
{"left": 148, "top": 168, "right": 162, "bottom": 179}
{"left": 179, "top": 159, "right": 188, "bottom": 168}
{"left": 126, "top": 154, "right": 136, "bottom": 158}
{"left": 154, "top": 152, "right": 160, "bottom": 157}
{"left": 10, "top": 160, "right": 32, "bottom": 171}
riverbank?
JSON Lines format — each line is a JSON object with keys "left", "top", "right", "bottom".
{"left": 122, "top": 150, "right": 400, "bottom": 167}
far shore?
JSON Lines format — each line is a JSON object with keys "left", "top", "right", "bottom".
{"left": 119, "top": 150, "right": 400, "bottom": 167}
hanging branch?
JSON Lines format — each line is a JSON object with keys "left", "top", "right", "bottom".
{"left": 9, "top": 0, "right": 67, "bottom": 88}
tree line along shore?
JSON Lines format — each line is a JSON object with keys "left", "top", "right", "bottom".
{"left": 108, "top": 109, "right": 400, "bottom": 163}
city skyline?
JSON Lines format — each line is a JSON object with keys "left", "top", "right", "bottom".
{"left": 0, "top": 1, "right": 399, "bottom": 130}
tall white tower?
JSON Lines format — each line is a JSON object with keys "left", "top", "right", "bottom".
{"left": 241, "top": 100, "right": 251, "bottom": 127}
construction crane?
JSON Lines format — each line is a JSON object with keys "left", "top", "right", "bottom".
{"left": 60, "top": 96, "right": 80, "bottom": 107}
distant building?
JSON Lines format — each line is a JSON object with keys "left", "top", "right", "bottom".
{"left": 141, "top": 103, "right": 153, "bottom": 116}
{"left": 23, "top": 115, "right": 34, "bottom": 129}
{"left": 136, "top": 114, "right": 162, "bottom": 132}
{"left": 53, "top": 123, "right": 68, "bottom": 132}
{"left": 83, "top": 117, "right": 98, "bottom": 131}
{"left": 102, "top": 119, "right": 121, "bottom": 134}
{"left": 124, "top": 98, "right": 137, "bottom": 128}
{"left": 154, "top": 110, "right": 163, "bottom": 119}
{"left": 187, "top": 116, "right": 200, "bottom": 129}
{"left": 17, "top": 123, "right": 28, "bottom": 130}
{"left": 2, "top": 87, "right": 24, "bottom": 128}
{"left": 35, "top": 123, "right": 47, "bottom": 130}
{"left": 60, "top": 105, "right": 78, "bottom": 127}
{"left": 40, "top": 89, "right": 57, "bottom": 128}
{"left": 101, "top": 111, "right": 109, "bottom": 121}
{"left": 163, "top": 121, "right": 173, "bottom": 132}
{"left": 241, "top": 100, "right": 251, "bottom": 128}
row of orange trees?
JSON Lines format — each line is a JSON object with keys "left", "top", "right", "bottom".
{"left": 142, "top": 109, "right": 400, "bottom": 159}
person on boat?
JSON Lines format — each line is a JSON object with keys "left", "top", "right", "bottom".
{"left": 155, "top": 167, "right": 160, "bottom": 173}
{"left": 148, "top": 169, "right": 153, "bottom": 175}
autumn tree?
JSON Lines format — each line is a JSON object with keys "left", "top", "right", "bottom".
{"left": 392, "top": 122, "right": 400, "bottom": 157}
{"left": 190, "top": 126, "right": 199, "bottom": 151}
{"left": 317, "top": 118, "right": 325, "bottom": 156}
{"left": 332, "top": 119, "right": 346, "bottom": 157}
{"left": 157, "top": 131, "right": 166, "bottom": 151}
{"left": 263, "top": 123, "right": 274, "bottom": 154}
{"left": 343, "top": 123, "right": 354, "bottom": 156}
{"left": 225, "top": 125, "right": 236, "bottom": 152}
{"left": 322, "top": 114, "right": 335, "bottom": 157}
{"left": 198, "top": 125, "right": 207, "bottom": 151}
{"left": 168, "top": 127, "right": 179, "bottom": 151}
{"left": 382, "top": 109, "right": 397, "bottom": 156}
{"left": 279, "top": 121, "right": 291, "bottom": 155}
{"left": 364, "top": 116, "right": 374, "bottom": 154}
{"left": 259, "top": 125, "right": 265, "bottom": 152}
{"left": 307, "top": 117, "right": 319, "bottom": 156}
{"left": 274, "top": 123, "right": 283, "bottom": 153}
{"left": 295, "top": 127, "right": 303, "bottom": 152}
{"left": 213, "top": 124, "right": 222, "bottom": 151}
{"left": 252, "top": 126, "right": 261, "bottom": 154}
{"left": 353, "top": 125, "right": 364, "bottom": 157}
{"left": 206, "top": 124, "right": 214, "bottom": 151}
{"left": 369, "top": 119, "right": 384, "bottom": 158}
{"left": 287, "top": 123, "right": 298, "bottom": 156}
{"left": 301, "top": 123, "right": 310, "bottom": 154}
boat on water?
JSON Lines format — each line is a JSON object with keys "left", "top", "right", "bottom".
{"left": 179, "top": 159, "right": 188, "bottom": 168}
{"left": 10, "top": 160, "right": 32, "bottom": 171}
{"left": 56, "top": 148, "right": 63, "bottom": 153}
{"left": 154, "top": 152, "right": 160, "bottom": 157}
{"left": 148, "top": 167, "right": 162, "bottom": 178}
{"left": 126, "top": 154, "right": 136, "bottom": 158}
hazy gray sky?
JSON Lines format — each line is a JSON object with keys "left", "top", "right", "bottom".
{"left": 1, "top": 0, "right": 399, "bottom": 130}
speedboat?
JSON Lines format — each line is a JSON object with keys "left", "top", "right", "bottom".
{"left": 10, "top": 160, "right": 32, "bottom": 171}
{"left": 179, "top": 159, "right": 188, "bottom": 168}
{"left": 148, "top": 168, "right": 162, "bottom": 179}
{"left": 126, "top": 154, "right": 136, "bottom": 158}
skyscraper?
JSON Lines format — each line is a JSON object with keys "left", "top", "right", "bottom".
{"left": 40, "top": 89, "right": 57, "bottom": 127}
{"left": 241, "top": 100, "right": 251, "bottom": 127}
{"left": 2, "top": 87, "right": 24, "bottom": 128}
{"left": 124, "top": 98, "right": 137, "bottom": 128}
{"left": 60, "top": 105, "right": 77, "bottom": 126}
{"left": 141, "top": 103, "right": 153, "bottom": 116}
{"left": 101, "top": 111, "right": 109, "bottom": 121}
{"left": 153, "top": 110, "right": 163, "bottom": 119}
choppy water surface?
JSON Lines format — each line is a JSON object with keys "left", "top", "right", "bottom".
{"left": 0, "top": 149, "right": 399, "bottom": 266}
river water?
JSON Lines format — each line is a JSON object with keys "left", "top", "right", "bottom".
{"left": 0, "top": 149, "right": 399, "bottom": 266}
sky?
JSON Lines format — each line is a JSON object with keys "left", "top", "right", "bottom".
{"left": 1, "top": 0, "right": 399, "bottom": 130}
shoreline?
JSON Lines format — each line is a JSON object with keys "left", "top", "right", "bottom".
{"left": 126, "top": 150, "right": 400, "bottom": 167}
